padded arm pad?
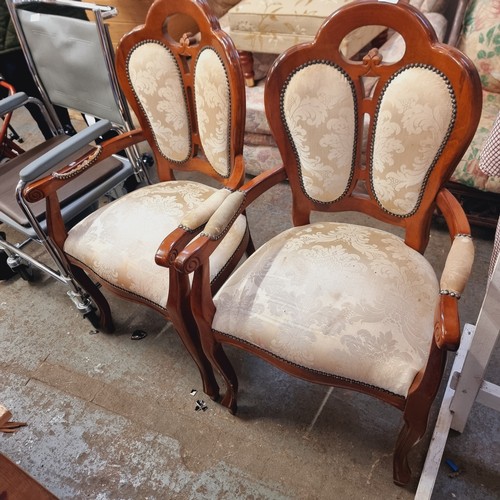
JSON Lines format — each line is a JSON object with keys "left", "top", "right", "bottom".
{"left": 180, "top": 188, "right": 233, "bottom": 231}
{"left": 0, "top": 92, "right": 30, "bottom": 115}
{"left": 19, "top": 120, "right": 113, "bottom": 182}
{"left": 202, "top": 190, "right": 246, "bottom": 239}
{"left": 440, "top": 235, "right": 475, "bottom": 298}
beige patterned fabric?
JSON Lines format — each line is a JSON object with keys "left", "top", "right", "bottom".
{"left": 226, "top": 0, "right": 385, "bottom": 57}
{"left": 213, "top": 222, "right": 439, "bottom": 397}
{"left": 372, "top": 66, "right": 455, "bottom": 216}
{"left": 195, "top": 48, "right": 231, "bottom": 177}
{"left": 64, "top": 181, "right": 247, "bottom": 308}
{"left": 282, "top": 62, "right": 356, "bottom": 202}
{"left": 451, "top": 91, "right": 500, "bottom": 192}
{"left": 451, "top": 0, "right": 500, "bottom": 193}
{"left": 181, "top": 188, "right": 232, "bottom": 230}
{"left": 127, "top": 42, "right": 190, "bottom": 163}
{"left": 409, "top": 0, "right": 447, "bottom": 12}
{"left": 440, "top": 235, "right": 474, "bottom": 296}
{"left": 458, "top": 0, "right": 500, "bottom": 94}
{"left": 378, "top": 12, "right": 448, "bottom": 63}
{"left": 203, "top": 191, "right": 246, "bottom": 238}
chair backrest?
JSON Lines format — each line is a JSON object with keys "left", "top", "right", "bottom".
{"left": 264, "top": 0, "right": 482, "bottom": 252}
{"left": 115, "top": 0, "right": 246, "bottom": 184}
{"left": 7, "top": 0, "right": 133, "bottom": 129}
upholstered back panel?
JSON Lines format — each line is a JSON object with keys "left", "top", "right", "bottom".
{"left": 127, "top": 41, "right": 190, "bottom": 163}
{"left": 194, "top": 47, "right": 231, "bottom": 177}
{"left": 281, "top": 62, "right": 356, "bottom": 203}
{"left": 371, "top": 66, "right": 456, "bottom": 216}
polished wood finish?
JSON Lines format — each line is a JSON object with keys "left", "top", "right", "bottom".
{"left": 0, "top": 453, "right": 57, "bottom": 500}
{"left": 22, "top": 0, "right": 251, "bottom": 400}
{"left": 177, "top": 0, "right": 482, "bottom": 486}
{"left": 238, "top": 50, "right": 255, "bottom": 87}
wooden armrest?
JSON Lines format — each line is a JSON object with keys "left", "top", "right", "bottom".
{"left": 155, "top": 187, "right": 244, "bottom": 269}
{"left": 436, "top": 188, "right": 471, "bottom": 237}
{"left": 172, "top": 165, "right": 287, "bottom": 273}
{"left": 22, "top": 128, "right": 145, "bottom": 202}
{"left": 434, "top": 188, "right": 474, "bottom": 350}
{"left": 20, "top": 120, "right": 113, "bottom": 183}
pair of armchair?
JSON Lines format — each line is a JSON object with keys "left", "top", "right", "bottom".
{"left": 17, "top": 0, "right": 480, "bottom": 486}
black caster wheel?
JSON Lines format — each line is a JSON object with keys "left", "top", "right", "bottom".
{"left": 16, "top": 262, "right": 35, "bottom": 282}
{"left": 84, "top": 307, "right": 100, "bottom": 330}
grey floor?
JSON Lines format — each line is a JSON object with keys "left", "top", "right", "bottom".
{"left": 1, "top": 108, "right": 499, "bottom": 499}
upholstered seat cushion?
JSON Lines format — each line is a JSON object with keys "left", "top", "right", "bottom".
{"left": 450, "top": 0, "right": 500, "bottom": 193}
{"left": 212, "top": 222, "right": 439, "bottom": 397}
{"left": 226, "top": 0, "right": 385, "bottom": 56}
{"left": 226, "top": 0, "right": 446, "bottom": 56}
{"left": 451, "top": 90, "right": 500, "bottom": 193}
{"left": 64, "top": 180, "right": 247, "bottom": 308}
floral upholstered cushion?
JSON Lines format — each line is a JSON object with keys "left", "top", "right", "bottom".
{"left": 451, "top": 90, "right": 500, "bottom": 193}
{"left": 226, "top": 0, "right": 385, "bottom": 57}
{"left": 245, "top": 80, "right": 272, "bottom": 136}
{"left": 458, "top": 0, "right": 500, "bottom": 93}
{"left": 451, "top": 0, "right": 500, "bottom": 192}
{"left": 212, "top": 222, "right": 439, "bottom": 397}
{"left": 243, "top": 143, "right": 283, "bottom": 176}
{"left": 64, "top": 181, "right": 247, "bottom": 308}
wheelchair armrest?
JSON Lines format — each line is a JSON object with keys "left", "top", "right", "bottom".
{"left": 19, "top": 120, "right": 114, "bottom": 182}
{"left": 0, "top": 92, "right": 30, "bottom": 115}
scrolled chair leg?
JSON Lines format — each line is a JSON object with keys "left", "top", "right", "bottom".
{"left": 393, "top": 410, "right": 429, "bottom": 485}
{"left": 201, "top": 332, "right": 239, "bottom": 414}
{"left": 170, "top": 315, "right": 220, "bottom": 401}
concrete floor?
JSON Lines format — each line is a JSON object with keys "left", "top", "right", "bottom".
{"left": 1, "top": 108, "right": 499, "bottom": 499}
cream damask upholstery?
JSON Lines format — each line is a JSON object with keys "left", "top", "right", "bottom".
{"left": 226, "top": 0, "right": 384, "bottom": 57}
{"left": 64, "top": 182, "right": 247, "bottom": 308}
{"left": 126, "top": 42, "right": 233, "bottom": 177}
{"left": 127, "top": 42, "right": 191, "bottom": 163}
{"left": 213, "top": 223, "right": 439, "bottom": 397}
{"left": 371, "top": 66, "right": 455, "bottom": 215}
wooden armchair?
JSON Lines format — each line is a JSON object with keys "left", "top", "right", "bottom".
{"left": 21, "top": 0, "right": 253, "bottom": 399}
{"left": 173, "top": 0, "right": 482, "bottom": 485}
